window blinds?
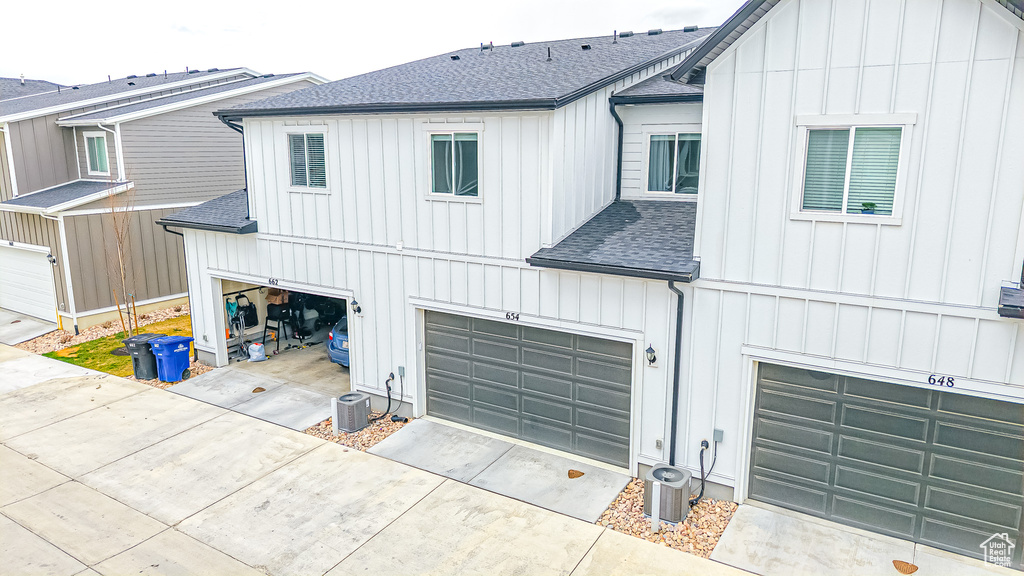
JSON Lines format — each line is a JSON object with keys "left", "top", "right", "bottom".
{"left": 802, "top": 129, "right": 849, "bottom": 212}
{"left": 289, "top": 134, "right": 306, "bottom": 187}
{"left": 847, "top": 127, "right": 900, "bottom": 215}
{"left": 305, "top": 134, "right": 326, "bottom": 189}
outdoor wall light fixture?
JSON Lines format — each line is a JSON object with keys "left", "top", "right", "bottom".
{"left": 646, "top": 345, "right": 657, "bottom": 366}
{"left": 351, "top": 299, "right": 362, "bottom": 314}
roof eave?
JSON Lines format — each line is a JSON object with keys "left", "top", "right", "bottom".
{"left": 609, "top": 93, "right": 704, "bottom": 105}
{"left": 669, "top": 0, "right": 769, "bottom": 82}
{"left": 154, "top": 218, "right": 258, "bottom": 235}
{"left": 525, "top": 256, "right": 700, "bottom": 283}
{"left": 0, "top": 68, "right": 259, "bottom": 124}
{"left": 0, "top": 181, "right": 133, "bottom": 214}
{"left": 56, "top": 73, "right": 329, "bottom": 126}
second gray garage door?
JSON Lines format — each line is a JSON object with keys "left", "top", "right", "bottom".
{"left": 424, "top": 311, "right": 632, "bottom": 467}
{"left": 750, "top": 363, "right": 1023, "bottom": 566}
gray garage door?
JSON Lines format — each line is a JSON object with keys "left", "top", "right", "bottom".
{"left": 424, "top": 311, "right": 632, "bottom": 467}
{"left": 750, "top": 363, "right": 1023, "bottom": 566}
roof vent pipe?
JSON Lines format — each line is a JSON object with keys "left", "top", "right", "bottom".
{"left": 546, "top": 47, "right": 552, "bottom": 61}
{"left": 613, "top": 30, "right": 617, "bottom": 44}
{"left": 648, "top": 28, "right": 663, "bottom": 35}
{"left": 19, "top": 74, "right": 25, "bottom": 85}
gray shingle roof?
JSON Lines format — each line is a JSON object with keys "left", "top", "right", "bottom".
{"left": 0, "top": 77, "right": 65, "bottom": 101}
{"left": 527, "top": 200, "right": 699, "bottom": 282}
{"left": 156, "top": 189, "right": 256, "bottom": 234}
{"left": 57, "top": 73, "right": 304, "bottom": 123}
{"left": 611, "top": 73, "right": 704, "bottom": 103}
{"left": 0, "top": 69, "right": 244, "bottom": 119}
{"left": 0, "top": 180, "right": 130, "bottom": 210}
{"left": 218, "top": 28, "right": 714, "bottom": 118}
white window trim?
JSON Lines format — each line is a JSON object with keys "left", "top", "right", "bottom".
{"left": 790, "top": 113, "right": 917, "bottom": 226}
{"left": 420, "top": 124, "right": 484, "bottom": 203}
{"left": 283, "top": 125, "right": 330, "bottom": 194}
{"left": 82, "top": 131, "right": 110, "bottom": 177}
{"left": 641, "top": 126, "right": 702, "bottom": 200}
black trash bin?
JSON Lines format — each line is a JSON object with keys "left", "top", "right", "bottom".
{"left": 122, "top": 333, "right": 166, "bottom": 380}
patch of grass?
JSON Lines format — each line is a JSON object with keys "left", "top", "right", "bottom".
{"left": 45, "top": 314, "right": 194, "bottom": 377}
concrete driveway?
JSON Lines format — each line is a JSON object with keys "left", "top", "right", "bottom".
{"left": 0, "top": 345, "right": 744, "bottom": 576}
{"left": 0, "top": 309, "right": 56, "bottom": 345}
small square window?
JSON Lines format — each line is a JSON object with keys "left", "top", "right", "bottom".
{"left": 84, "top": 133, "right": 109, "bottom": 176}
{"left": 647, "top": 133, "right": 700, "bottom": 194}
{"left": 431, "top": 133, "right": 478, "bottom": 197}
{"left": 802, "top": 126, "right": 901, "bottom": 215}
{"left": 289, "top": 133, "right": 326, "bottom": 189}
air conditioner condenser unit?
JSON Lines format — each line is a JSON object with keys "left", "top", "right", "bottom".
{"left": 332, "top": 392, "right": 371, "bottom": 434}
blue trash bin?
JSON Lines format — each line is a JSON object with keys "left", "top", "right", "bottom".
{"left": 150, "top": 336, "right": 194, "bottom": 383}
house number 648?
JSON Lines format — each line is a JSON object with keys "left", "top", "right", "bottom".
{"left": 927, "top": 375, "right": 954, "bottom": 387}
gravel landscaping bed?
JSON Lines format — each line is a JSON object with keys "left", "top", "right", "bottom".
{"left": 127, "top": 360, "right": 215, "bottom": 389}
{"left": 304, "top": 415, "right": 411, "bottom": 451}
{"left": 597, "top": 478, "right": 737, "bottom": 558}
{"left": 16, "top": 304, "right": 191, "bottom": 354}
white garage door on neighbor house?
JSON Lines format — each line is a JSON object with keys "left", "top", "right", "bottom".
{"left": 0, "top": 242, "right": 57, "bottom": 322}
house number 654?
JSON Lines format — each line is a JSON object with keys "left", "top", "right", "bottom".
{"left": 505, "top": 312, "right": 520, "bottom": 321}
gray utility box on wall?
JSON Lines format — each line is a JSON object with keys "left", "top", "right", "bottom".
{"left": 643, "top": 464, "right": 692, "bottom": 523}
{"left": 332, "top": 392, "right": 371, "bottom": 434}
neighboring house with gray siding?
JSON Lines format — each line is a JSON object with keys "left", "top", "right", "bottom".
{"left": 0, "top": 69, "right": 325, "bottom": 330}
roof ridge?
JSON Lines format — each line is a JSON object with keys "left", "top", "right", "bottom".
{"left": 56, "top": 74, "right": 259, "bottom": 121}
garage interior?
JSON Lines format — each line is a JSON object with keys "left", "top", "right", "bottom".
{"left": 219, "top": 280, "right": 350, "bottom": 398}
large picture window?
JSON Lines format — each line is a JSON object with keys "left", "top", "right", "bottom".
{"left": 84, "top": 132, "right": 109, "bottom": 176}
{"left": 802, "top": 126, "right": 901, "bottom": 216}
{"left": 647, "top": 133, "right": 700, "bottom": 194}
{"left": 289, "top": 133, "right": 327, "bottom": 189}
{"left": 431, "top": 133, "right": 478, "bottom": 197}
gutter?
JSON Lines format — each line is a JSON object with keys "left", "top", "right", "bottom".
{"left": 609, "top": 102, "right": 624, "bottom": 201}
{"left": 524, "top": 256, "right": 699, "bottom": 283}
{"left": 667, "top": 281, "right": 685, "bottom": 466}
{"left": 154, "top": 217, "right": 256, "bottom": 235}
{"left": 214, "top": 34, "right": 713, "bottom": 122}
{"left": 608, "top": 92, "right": 704, "bottom": 106}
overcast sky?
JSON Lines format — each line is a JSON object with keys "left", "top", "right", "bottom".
{"left": 4, "top": 0, "right": 746, "bottom": 86}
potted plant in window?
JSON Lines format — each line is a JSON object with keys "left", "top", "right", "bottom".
{"left": 861, "top": 202, "right": 876, "bottom": 215}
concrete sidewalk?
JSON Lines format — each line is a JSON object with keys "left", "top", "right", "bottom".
{"left": 0, "top": 345, "right": 746, "bottom": 576}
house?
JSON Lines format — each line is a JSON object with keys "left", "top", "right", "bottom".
{"left": 0, "top": 68, "right": 325, "bottom": 331}
{"left": 166, "top": 0, "right": 1024, "bottom": 567}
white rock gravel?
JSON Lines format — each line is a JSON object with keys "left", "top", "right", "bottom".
{"left": 304, "top": 415, "right": 412, "bottom": 452}
{"left": 15, "top": 304, "right": 192, "bottom": 355}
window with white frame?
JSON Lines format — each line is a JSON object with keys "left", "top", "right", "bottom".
{"left": 647, "top": 133, "right": 700, "bottom": 194}
{"left": 84, "top": 132, "right": 109, "bottom": 176}
{"left": 288, "top": 133, "right": 327, "bottom": 189}
{"left": 430, "top": 132, "right": 479, "bottom": 197}
{"left": 801, "top": 126, "right": 902, "bottom": 216}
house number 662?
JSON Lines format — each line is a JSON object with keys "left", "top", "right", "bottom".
{"left": 268, "top": 278, "right": 280, "bottom": 285}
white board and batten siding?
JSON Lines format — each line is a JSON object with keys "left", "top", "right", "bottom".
{"left": 184, "top": 48, "right": 706, "bottom": 473}
{"left": 687, "top": 0, "right": 1024, "bottom": 492}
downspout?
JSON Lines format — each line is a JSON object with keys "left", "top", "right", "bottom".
{"left": 609, "top": 102, "right": 624, "bottom": 201}
{"left": 219, "top": 118, "right": 249, "bottom": 219}
{"left": 1, "top": 123, "right": 20, "bottom": 198}
{"left": 667, "top": 281, "right": 685, "bottom": 466}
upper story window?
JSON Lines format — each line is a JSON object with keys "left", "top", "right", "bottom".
{"left": 791, "top": 113, "right": 915, "bottom": 225}
{"left": 647, "top": 133, "right": 700, "bottom": 195}
{"left": 83, "top": 132, "right": 109, "bottom": 176}
{"left": 430, "top": 132, "right": 478, "bottom": 197}
{"left": 289, "top": 133, "right": 327, "bottom": 189}
{"left": 802, "top": 127, "right": 901, "bottom": 216}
